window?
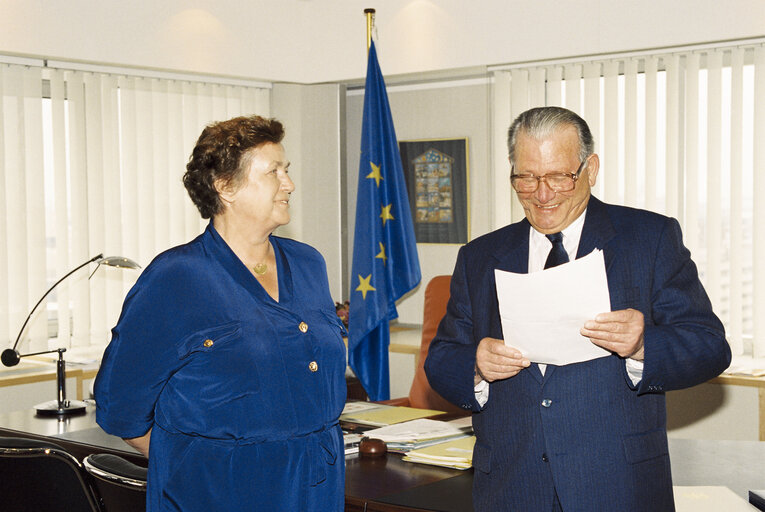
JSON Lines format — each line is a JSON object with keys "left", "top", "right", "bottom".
{"left": 1, "top": 61, "right": 270, "bottom": 354}
{"left": 494, "top": 42, "right": 765, "bottom": 357}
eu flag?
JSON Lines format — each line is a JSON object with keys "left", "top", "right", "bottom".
{"left": 348, "top": 41, "right": 421, "bottom": 401}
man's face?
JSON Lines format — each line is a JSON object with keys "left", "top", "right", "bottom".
{"left": 511, "top": 125, "right": 599, "bottom": 234}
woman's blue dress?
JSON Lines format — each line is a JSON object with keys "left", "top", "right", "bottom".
{"left": 95, "top": 223, "right": 347, "bottom": 511}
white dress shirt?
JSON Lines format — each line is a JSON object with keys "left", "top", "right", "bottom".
{"left": 475, "top": 210, "right": 643, "bottom": 405}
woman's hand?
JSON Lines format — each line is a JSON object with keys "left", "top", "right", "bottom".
{"left": 123, "top": 428, "right": 152, "bottom": 457}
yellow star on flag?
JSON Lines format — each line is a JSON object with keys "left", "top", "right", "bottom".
{"left": 356, "top": 274, "right": 376, "bottom": 300}
{"left": 380, "top": 204, "right": 394, "bottom": 226}
{"left": 366, "top": 162, "right": 383, "bottom": 187}
{"left": 375, "top": 242, "right": 387, "bottom": 265}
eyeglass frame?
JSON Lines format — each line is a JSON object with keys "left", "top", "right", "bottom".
{"left": 510, "top": 159, "right": 588, "bottom": 193}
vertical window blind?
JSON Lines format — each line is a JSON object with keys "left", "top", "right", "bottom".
{"left": 492, "top": 40, "right": 764, "bottom": 358}
{"left": 1, "top": 62, "right": 270, "bottom": 354}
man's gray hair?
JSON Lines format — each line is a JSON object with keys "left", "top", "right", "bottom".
{"left": 507, "top": 106, "right": 594, "bottom": 165}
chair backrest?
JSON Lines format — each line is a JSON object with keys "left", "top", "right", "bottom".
{"left": 407, "top": 275, "right": 463, "bottom": 413}
{"left": 84, "top": 453, "right": 147, "bottom": 512}
{"left": 0, "top": 436, "right": 101, "bottom": 512}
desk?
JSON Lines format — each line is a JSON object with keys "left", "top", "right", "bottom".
{"left": 1, "top": 407, "right": 764, "bottom": 511}
{"left": 0, "top": 406, "right": 143, "bottom": 466}
{"left": 0, "top": 360, "right": 99, "bottom": 402}
{"left": 710, "top": 374, "right": 765, "bottom": 441}
{"left": 0, "top": 406, "right": 467, "bottom": 511}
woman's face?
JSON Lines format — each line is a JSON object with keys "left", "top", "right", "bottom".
{"left": 222, "top": 142, "right": 295, "bottom": 231}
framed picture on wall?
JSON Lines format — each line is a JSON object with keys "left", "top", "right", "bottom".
{"left": 398, "top": 138, "right": 469, "bottom": 244}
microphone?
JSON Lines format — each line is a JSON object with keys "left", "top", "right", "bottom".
{"left": 1, "top": 348, "right": 20, "bottom": 367}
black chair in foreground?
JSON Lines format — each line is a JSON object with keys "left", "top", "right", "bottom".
{"left": 84, "top": 453, "right": 148, "bottom": 512}
{"left": 0, "top": 436, "right": 101, "bottom": 512}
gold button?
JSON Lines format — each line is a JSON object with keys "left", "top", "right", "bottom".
{"left": 309, "top": 361, "right": 318, "bottom": 372}
{"left": 298, "top": 322, "right": 308, "bottom": 333}
{"left": 203, "top": 339, "right": 214, "bottom": 348}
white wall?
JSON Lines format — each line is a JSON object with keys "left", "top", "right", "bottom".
{"left": 272, "top": 83, "right": 345, "bottom": 300}
{"left": 345, "top": 80, "right": 493, "bottom": 321}
{"left": 1, "top": 1, "right": 763, "bottom": 83}
{"left": 667, "top": 383, "right": 760, "bottom": 441}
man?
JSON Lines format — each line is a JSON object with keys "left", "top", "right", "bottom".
{"left": 424, "top": 106, "right": 731, "bottom": 511}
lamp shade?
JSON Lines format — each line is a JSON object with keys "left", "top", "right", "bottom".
{"left": 1, "top": 253, "right": 140, "bottom": 417}
{"left": 3, "top": 253, "right": 141, "bottom": 365}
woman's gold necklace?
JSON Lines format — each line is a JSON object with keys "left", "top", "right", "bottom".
{"left": 251, "top": 241, "right": 271, "bottom": 276}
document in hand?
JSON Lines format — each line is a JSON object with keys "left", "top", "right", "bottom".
{"left": 495, "top": 249, "right": 612, "bottom": 365}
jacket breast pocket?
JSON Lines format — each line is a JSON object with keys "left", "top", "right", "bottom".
{"left": 320, "top": 309, "right": 348, "bottom": 339}
{"left": 173, "top": 321, "right": 261, "bottom": 398}
{"left": 176, "top": 321, "right": 242, "bottom": 359}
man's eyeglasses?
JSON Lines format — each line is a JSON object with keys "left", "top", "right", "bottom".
{"left": 510, "top": 160, "right": 587, "bottom": 193}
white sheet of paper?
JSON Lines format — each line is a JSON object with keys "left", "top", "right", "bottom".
{"left": 495, "top": 249, "right": 612, "bottom": 365}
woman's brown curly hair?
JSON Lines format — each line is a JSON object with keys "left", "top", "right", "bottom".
{"left": 183, "top": 115, "right": 285, "bottom": 219}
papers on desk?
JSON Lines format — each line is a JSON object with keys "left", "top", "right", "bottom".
{"left": 340, "top": 403, "right": 445, "bottom": 427}
{"left": 341, "top": 401, "right": 382, "bottom": 415}
{"left": 495, "top": 249, "right": 612, "bottom": 366}
{"left": 403, "top": 435, "right": 476, "bottom": 470}
{"left": 362, "top": 418, "right": 472, "bottom": 452}
{"left": 723, "top": 356, "right": 765, "bottom": 377}
{"left": 343, "top": 433, "right": 364, "bottom": 456}
{"left": 673, "top": 486, "right": 756, "bottom": 511}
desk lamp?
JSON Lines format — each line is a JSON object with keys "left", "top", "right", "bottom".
{"left": 1, "top": 253, "right": 140, "bottom": 416}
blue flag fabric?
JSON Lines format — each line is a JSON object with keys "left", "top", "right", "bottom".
{"left": 348, "top": 41, "right": 421, "bottom": 401}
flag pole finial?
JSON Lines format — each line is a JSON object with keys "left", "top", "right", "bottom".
{"left": 364, "top": 8, "right": 375, "bottom": 54}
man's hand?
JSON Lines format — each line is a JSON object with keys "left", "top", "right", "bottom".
{"left": 475, "top": 337, "right": 531, "bottom": 384}
{"left": 580, "top": 308, "right": 645, "bottom": 361}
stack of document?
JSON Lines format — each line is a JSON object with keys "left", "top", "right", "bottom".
{"left": 403, "top": 435, "right": 476, "bottom": 470}
{"left": 340, "top": 402, "right": 445, "bottom": 427}
{"left": 343, "top": 432, "right": 364, "bottom": 456}
{"left": 362, "top": 418, "right": 472, "bottom": 453}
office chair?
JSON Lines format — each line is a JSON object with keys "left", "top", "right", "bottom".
{"left": 0, "top": 436, "right": 101, "bottom": 512}
{"left": 381, "top": 275, "right": 463, "bottom": 414}
{"left": 84, "top": 453, "right": 147, "bottom": 512}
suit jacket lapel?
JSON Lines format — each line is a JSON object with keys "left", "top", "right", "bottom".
{"left": 577, "top": 196, "right": 617, "bottom": 266}
{"left": 489, "top": 221, "right": 530, "bottom": 274}
{"left": 486, "top": 221, "right": 549, "bottom": 384}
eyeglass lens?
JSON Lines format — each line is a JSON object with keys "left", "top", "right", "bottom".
{"left": 512, "top": 174, "right": 576, "bottom": 192}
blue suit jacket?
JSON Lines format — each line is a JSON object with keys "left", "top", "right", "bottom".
{"left": 424, "top": 196, "right": 730, "bottom": 512}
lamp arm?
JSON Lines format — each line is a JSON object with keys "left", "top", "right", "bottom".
{"left": 10, "top": 253, "right": 104, "bottom": 352}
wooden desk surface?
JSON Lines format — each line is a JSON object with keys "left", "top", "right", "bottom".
{"left": 0, "top": 358, "right": 99, "bottom": 402}
{"left": 712, "top": 373, "right": 765, "bottom": 388}
{"left": 345, "top": 452, "right": 469, "bottom": 512}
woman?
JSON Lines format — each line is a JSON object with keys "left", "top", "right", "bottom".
{"left": 95, "top": 115, "right": 347, "bottom": 511}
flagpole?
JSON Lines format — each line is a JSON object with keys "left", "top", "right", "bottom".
{"left": 364, "top": 8, "right": 375, "bottom": 53}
